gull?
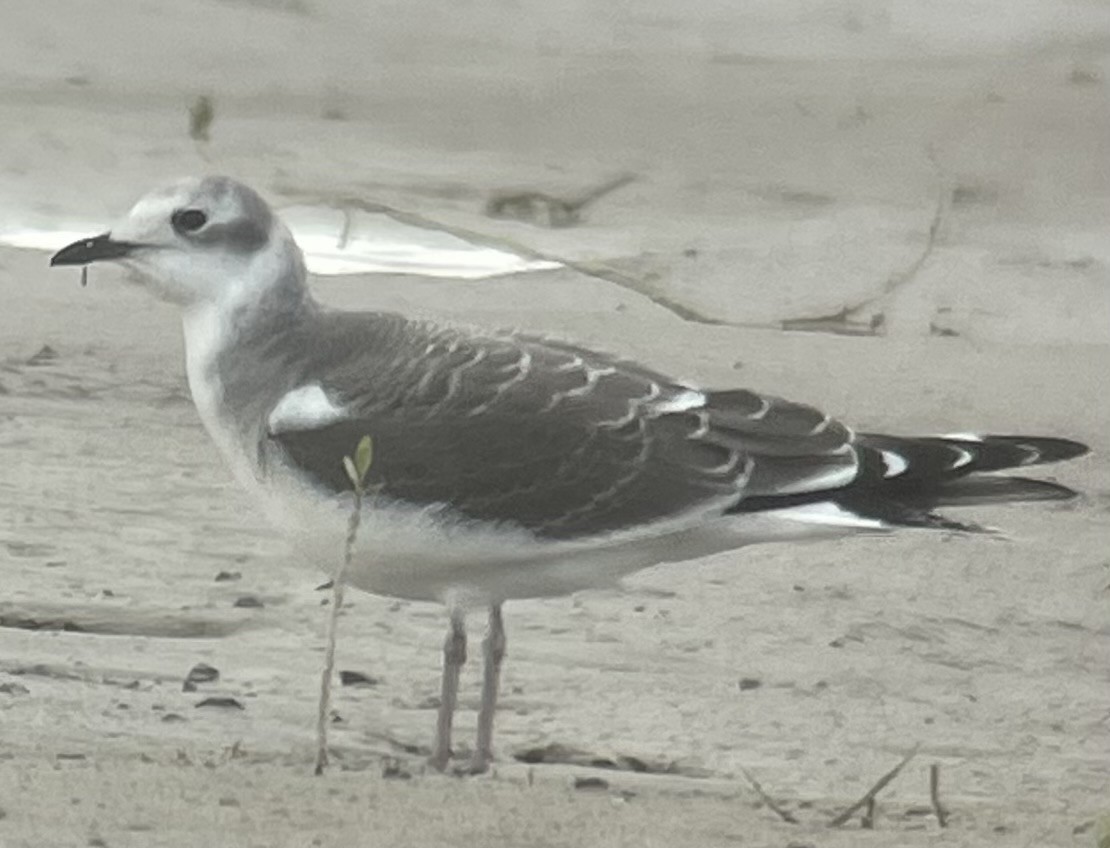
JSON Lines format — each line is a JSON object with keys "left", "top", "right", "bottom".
{"left": 51, "top": 176, "right": 1089, "bottom": 773}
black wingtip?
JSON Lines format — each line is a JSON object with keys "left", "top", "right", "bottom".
{"left": 930, "top": 475, "right": 1083, "bottom": 506}
{"left": 985, "top": 436, "right": 1090, "bottom": 466}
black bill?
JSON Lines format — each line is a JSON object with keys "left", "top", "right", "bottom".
{"left": 50, "top": 234, "right": 137, "bottom": 267}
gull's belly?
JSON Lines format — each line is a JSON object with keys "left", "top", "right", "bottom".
{"left": 253, "top": 468, "right": 864, "bottom": 606}
{"left": 258, "top": 478, "right": 651, "bottom": 604}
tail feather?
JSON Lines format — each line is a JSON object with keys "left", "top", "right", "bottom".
{"left": 926, "top": 475, "right": 1080, "bottom": 507}
{"left": 856, "top": 433, "right": 1089, "bottom": 483}
{"left": 933, "top": 435, "right": 1090, "bottom": 471}
{"left": 844, "top": 433, "right": 1088, "bottom": 528}
{"left": 733, "top": 432, "right": 1088, "bottom": 531}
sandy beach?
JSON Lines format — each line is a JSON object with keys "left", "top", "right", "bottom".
{"left": 1, "top": 2, "right": 1108, "bottom": 846}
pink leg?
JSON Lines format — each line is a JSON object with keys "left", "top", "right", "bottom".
{"left": 469, "top": 603, "right": 506, "bottom": 774}
{"left": 429, "top": 605, "right": 466, "bottom": 771}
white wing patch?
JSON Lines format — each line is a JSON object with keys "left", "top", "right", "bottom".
{"left": 268, "top": 384, "right": 347, "bottom": 434}
{"left": 880, "top": 449, "right": 909, "bottom": 478}
{"left": 650, "top": 388, "right": 706, "bottom": 415}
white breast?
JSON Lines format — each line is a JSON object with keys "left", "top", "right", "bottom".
{"left": 181, "top": 304, "right": 261, "bottom": 493}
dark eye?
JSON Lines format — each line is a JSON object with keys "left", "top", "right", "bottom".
{"left": 172, "top": 208, "right": 208, "bottom": 234}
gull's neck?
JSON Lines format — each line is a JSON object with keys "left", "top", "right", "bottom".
{"left": 182, "top": 233, "right": 312, "bottom": 370}
{"left": 181, "top": 240, "right": 316, "bottom": 483}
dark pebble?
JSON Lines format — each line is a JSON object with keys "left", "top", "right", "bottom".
{"left": 339, "top": 670, "right": 380, "bottom": 688}
{"left": 26, "top": 345, "right": 59, "bottom": 366}
{"left": 214, "top": 571, "right": 241, "bottom": 582}
{"left": 184, "top": 663, "right": 219, "bottom": 689}
{"left": 233, "top": 595, "right": 263, "bottom": 609}
{"left": 573, "top": 776, "right": 609, "bottom": 791}
{"left": 195, "top": 697, "right": 244, "bottom": 711}
{"left": 738, "top": 677, "right": 763, "bottom": 691}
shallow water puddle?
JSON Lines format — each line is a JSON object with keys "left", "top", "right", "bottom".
{"left": 0, "top": 204, "right": 560, "bottom": 280}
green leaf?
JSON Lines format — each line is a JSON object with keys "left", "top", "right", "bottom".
{"left": 354, "top": 435, "right": 373, "bottom": 482}
{"left": 342, "top": 456, "right": 359, "bottom": 490}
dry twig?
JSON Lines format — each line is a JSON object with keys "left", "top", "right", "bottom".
{"left": 929, "top": 763, "right": 949, "bottom": 828}
{"left": 740, "top": 767, "right": 799, "bottom": 824}
{"left": 828, "top": 745, "right": 920, "bottom": 828}
{"left": 861, "top": 797, "right": 876, "bottom": 829}
{"left": 781, "top": 152, "right": 949, "bottom": 336}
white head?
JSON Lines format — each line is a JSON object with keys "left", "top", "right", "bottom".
{"left": 51, "top": 176, "right": 307, "bottom": 310}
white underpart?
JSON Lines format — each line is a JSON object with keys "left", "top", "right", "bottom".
{"left": 770, "top": 501, "right": 887, "bottom": 530}
{"left": 268, "top": 384, "right": 347, "bottom": 434}
{"left": 880, "top": 449, "right": 910, "bottom": 478}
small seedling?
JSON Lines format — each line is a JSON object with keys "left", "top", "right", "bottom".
{"left": 315, "top": 435, "right": 372, "bottom": 775}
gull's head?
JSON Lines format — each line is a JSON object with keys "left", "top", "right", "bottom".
{"left": 50, "top": 176, "right": 305, "bottom": 308}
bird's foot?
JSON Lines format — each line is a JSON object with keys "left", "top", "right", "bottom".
{"left": 457, "top": 750, "right": 493, "bottom": 776}
{"left": 427, "top": 749, "right": 452, "bottom": 773}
